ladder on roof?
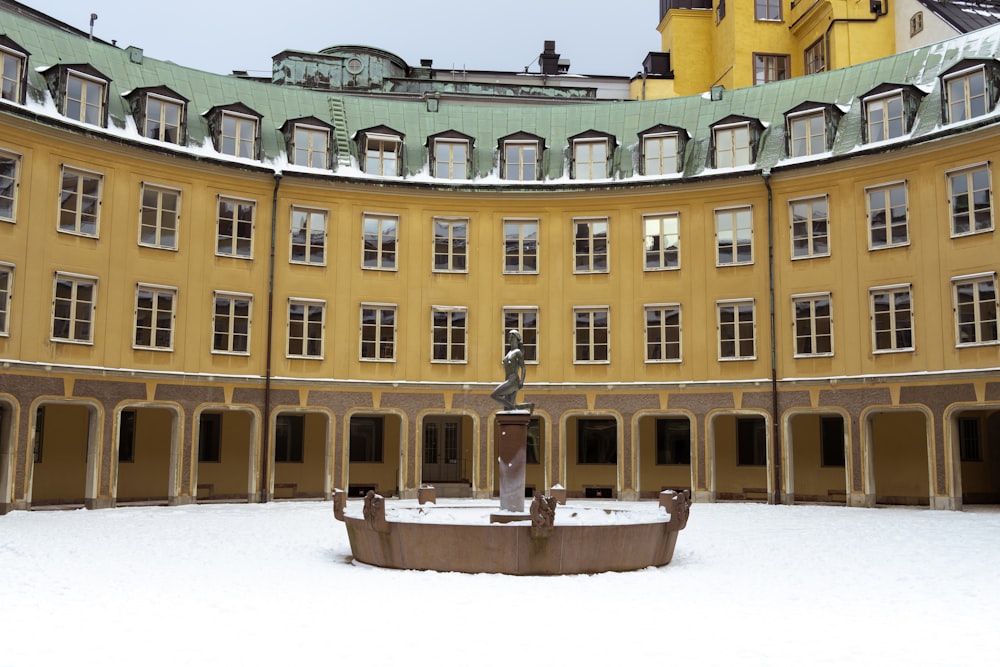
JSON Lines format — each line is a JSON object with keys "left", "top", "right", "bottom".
{"left": 327, "top": 96, "right": 353, "bottom": 168}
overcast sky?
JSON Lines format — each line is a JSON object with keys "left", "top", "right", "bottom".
{"left": 25, "top": 0, "right": 661, "bottom": 77}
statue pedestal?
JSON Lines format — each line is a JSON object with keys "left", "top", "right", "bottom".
{"left": 495, "top": 410, "right": 531, "bottom": 513}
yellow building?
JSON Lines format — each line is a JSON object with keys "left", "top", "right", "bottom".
{"left": 1, "top": 3, "right": 999, "bottom": 513}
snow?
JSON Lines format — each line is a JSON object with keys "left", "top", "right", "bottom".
{"left": 2, "top": 500, "right": 998, "bottom": 666}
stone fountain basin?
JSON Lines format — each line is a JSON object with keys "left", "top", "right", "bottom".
{"left": 338, "top": 500, "right": 688, "bottom": 575}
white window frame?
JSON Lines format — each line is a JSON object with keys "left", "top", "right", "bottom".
{"left": 714, "top": 123, "right": 752, "bottom": 168}
{"left": 502, "top": 306, "right": 539, "bottom": 364}
{"left": 866, "top": 181, "right": 909, "bottom": 249}
{"left": 787, "top": 110, "right": 826, "bottom": 158}
{"left": 0, "top": 148, "right": 21, "bottom": 223}
{"left": 804, "top": 38, "right": 825, "bottom": 75}
{"left": 433, "top": 139, "right": 469, "bottom": 179}
{"left": 865, "top": 91, "right": 905, "bottom": 143}
{"left": 503, "top": 218, "right": 539, "bottom": 274}
{"left": 431, "top": 306, "right": 468, "bottom": 364}
{"left": 952, "top": 272, "right": 998, "bottom": 347}
{"left": 715, "top": 206, "right": 754, "bottom": 266}
{"left": 789, "top": 195, "right": 830, "bottom": 259}
{"left": 717, "top": 299, "right": 756, "bottom": 361}
{"left": 220, "top": 111, "right": 258, "bottom": 159}
{"left": 58, "top": 166, "right": 102, "bottom": 238}
{"left": 791, "top": 292, "right": 833, "bottom": 358}
{"left": 642, "top": 212, "right": 680, "bottom": 271}
{"left": 432, "top": 217, "right": 469, "bottom": 273}
{"left": 287, "top": 298, "right": 325, "bottom": 359}
{"left": 212, "top": 291, "right": 252, "bottom": 355}
{"left": 362, "top": 212, "right": 398, "bottom": 271}
{"left": 289, "top": 206, "right": 327, "bottom": 266}
{"left": 133, "top": 283, "right": 176, "bottom": 351}
{"left": 51, "top": 272, "right": 98, "bottom": 344}
{"left": 292, "top": 123, "right": 330, "bottom": 169}
{"left": 573, "top": 306, "right": 610, "bottom": 364}
{"left": 139, "top": 182, "right": 181, "bottom": 250}
{"left": 644, "top": 303, "right": 682, "bottom": 363}
{"left": 944, "top": 65, "right": 988, "bottom": 124}
{"left": 869, "top": 284, "right": 914, "bottom": 354}
{"left": 502, "top": 140, "right": 538, "bottom": 181}
{"left": 360, "top": 302, "right": 397, "bottom": 362}
{"left": 573, "top": 139, "right": 609, "bottom": 180}
{"left": 363, "top": 133, "right": 401, "bottom": 176}
{"left": 642, "top": 132, "right": 679, "bottom": 176}
{"left": 0, "top": 262, "right": 12, "bottom": 336}
{"left": 216, "top": 195, "right": 256, "bottom": 259}
{"left": 947, "top": 162, "right": 993, "bottom": 237}
{"left": 143, "top": 93, "right": 184, "bottom": 144}
{"left": 64, "top": 69, "right": 105, "bottom": 126}
{"left": 0, "top": 46, "right": 25, "bottom": 103}
{"left": 573, "top": 217, "right": 610, "bottom": 274}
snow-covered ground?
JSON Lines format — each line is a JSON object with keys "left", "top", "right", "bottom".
{"left": 2, "top": 500, "right": 997, "bottom": 666}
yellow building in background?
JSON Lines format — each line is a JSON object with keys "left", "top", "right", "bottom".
{"left": 1, "top": 3, "right": 999, "bottom": 513}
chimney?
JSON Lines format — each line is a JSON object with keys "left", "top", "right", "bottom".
{"left": 538, "top": 40, "right": 560, "bottom": 75}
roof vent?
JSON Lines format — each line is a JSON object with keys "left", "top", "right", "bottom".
{"left": 538, "top": 40, "right": 561, "bottom": 75}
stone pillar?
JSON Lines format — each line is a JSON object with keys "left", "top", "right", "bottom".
{"left": 496, "top": 411, "right": 531, "bottom": 513}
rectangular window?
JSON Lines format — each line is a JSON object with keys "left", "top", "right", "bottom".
{"left": 788, "top": 111, "right": 826, "bottom": 158}
{"left": 574, "top": 139, "right": 608, "bottom": 179}
{"left": 754, "top": 54, "right": 789, "bottom": 84}
{"left": 220, "top": 111, "right": 257, "bottom": 159}
{"left": 820, "top": 417, "right": 845, "bottom": 467}
{"left": 804, "top": 39, "right": 825, "bottom": 75}
{"left": 432, "top": 307, "right": 467, "bottom": 363}
{"left": 958, "top": 417, "right": 982, "bottom": 462}
{"left": 0, "top": 150, "right": 19, "bottom": 222}
{"left": 574, "top": 217, "right": 609, "bottom": 273}
{"left": 198, "top": 413, "right": 222, "bottom": 463}
{"left": 216, "top": 196, "right": 255, "bottom": 258}
{"left": 362, "top": 213, "right": 398, "bottom": 270}
{"left": 364, "top": 134, "right": 400, "bottom": 176}
{"left": 502, "top": 307, "right": 538, "bottom": 363}
{"left": 139, "top": 184, "right": 180, "bottom": 250}
{"left": 737, "top": 417, "right": 767, "bottom": 466}
{"left": 867, "top": 182, "right": 908, "bottom": 248}
{"left": 59, "top": 167, "right": 102, "bottom": 237}
{"left": 715, "top": 206, "right": 753, "bottom": 266}
{"left": 643, "top": 213, "right": 680, "bottom": 270}
{"left": 718, "top": 300, "right": 756, "bottom": 360}
{"left": 52, "top": 273, "right": 97, "bottom": 343}
{"left": 945, "top": 67, "right": 988, "bottom": 124}
{"left": 134, "top": 284, "right": 175, "bottom": 350}
{"left": 434, "top": 140, "right": 468, "bottom": 179}
{"left": 645, "top": 304, "right": 682, "bottom": 362}
{"left": 503, "top": 219, "right": 538, "bottom": 274}
{"left": 350, "top": 417, "right": 385, "bottom": 463}
{"left": 578, "top": 419, "right": 617, "bottom": 464}
{"left": 870, "top": 285, "right": 913, "bottom": 352}
{"left": 503, "top": 141, "right": 537, "bottom": 180}
{"left": 143, "top": 94, "right": 183, "bottom": 144}
{"left": 948, "top": 164, "right": 993, "bottom": 236}
{"left": 656, "top": 418, "right": 691, "bottom": 465}
{"left": 118, "top": 409, "right": 136, "bottom": 463}
{"left": 714, "top": 124, "right": 751, "bottom": 168}
{"left": 287, "top": 299, "right": 325, "bottom": 358}
{"left": 953, "top": 274, "right": 998, "bottom": 346}
{"left": 792, "top": 293, "right": 833, "bottom": 356}
{"left": 754, "top": 0, "right": 781, "bottom": 20}
{"left": 790, "top": 196, "right": 829, "bottom": 258}
{"left": 433, "top": 217, "right": 468, "bottom": 272}
{"left": 290, "top": 206, "right": 327, "bottom": 265}
{"left": 643, "top": 133, "right": 679, "bottom": 176}
{"left": 0, "top": 264, "right": 11, "bottom": 336}
{"left": 0, "top": 47, "right": 25, "bottom": 102}
{"left": 360, "top": 303, "right": 396, "bottom": 361}
{"left": 866, "top": 93, "right": 905, "bottom": 142}
{"left": 275, "top": 414, "right": 305, "bottom": 463}
{"left": 293, "top": 124, "right": 329, "bottom": 169}
{"left": 212, "top": 292, "right": 252, "bottom": 354}
{"left": 574, "top": 307, "right": 610, "bottom": 363}
{"left": 64, "top": 71, "right": 105, "bottom": 125}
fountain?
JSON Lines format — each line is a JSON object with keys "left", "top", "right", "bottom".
{"left": 333, "top": 330, "right": 691, "bottom": 575}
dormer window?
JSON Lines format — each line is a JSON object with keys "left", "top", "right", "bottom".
{"left": 711, "top": 116, "right": 763, "bottom": 168}
{"left": 861, "top": 84, "right": 923, "bottom": 143}
{"left": 43, "top": 64, "right": 111, "bottom": 127}
{"left": 206, "top": 103, "right": 263, "bottom": 159}
{"left": 125, "top": 86, "right": 188, "bottom": 145}
{"left": 428, "top": 130, "right": 474, "bottom": 179}
{"left": 499, "top": 132, "right": 544, "bottom": 181}
{"left": 281, "top": 116, "right": 334, "bottom": 169}
{"left": 357, "top": 125, "right": 404, "bottom": 176}
{"left": 784, "top": 102, "right": 843, "bottom": 158}
{"left": 942, "top": 60, "right": 1000, "bottom": 124}
{"left": 569, "top": 130, "right": 616, "bottom": 180}
{"left": 638, "top": 125, "right": 687, "bottom": 176}
{"left": 0, "top": 36, "right": 28, "bottom": 104}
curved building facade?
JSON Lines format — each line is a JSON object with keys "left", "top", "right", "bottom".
{"left": 1, "top": 6, "right": 999, "bottom": 512}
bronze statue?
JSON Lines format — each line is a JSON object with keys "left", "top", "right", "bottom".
{"left": 491, "top": 329, "right": 533, "bottom": 412}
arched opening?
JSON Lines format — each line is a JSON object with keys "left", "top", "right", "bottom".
{"left": 565, "top": 415, "right": 619, "bottom": 498}
{"left": 347, "top": 412, "right": 401, "bottom": 498}
{"left": 0, "top": 398, "right": 15, "bottom": 513}
{"left": 869, "top": 410, "right": 929, "bottom": 506}
{"left": 195, "top": 408, "right": 255, "bottom": 502}
{"left": 787, "top": 412, "right": 848, "bottom": 505}
{"left": 272, "top": 411, "right": 328, "bottom": 500}
{"left": 954, "top": 408, "right": 1000, "bottom": 504}
{"left": 115, "top": 405, "right": 177, "bottom": 505}
{"left": 636, "top": 413, "right": 692, "bottom": 498}
{"left": 420, "top": 413, "right": 474, "bottom": 498}
{"left": 30, "top": 402, "right": 96, "bottom": 507}
{"left": 710, "top": 412, "right": 769, "bottom": 501}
